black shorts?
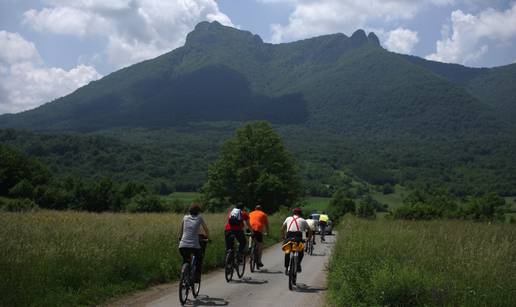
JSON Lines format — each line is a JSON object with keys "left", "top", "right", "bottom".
{"left": 252, "top": 231, "right": 263, "bottom": 243}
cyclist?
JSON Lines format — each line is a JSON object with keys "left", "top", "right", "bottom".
{"left": 305, "top": 216, "right": 316, "bottom": 246}
{"left": 249, "top": 204, "right": 270, "bottom": 268}
{"left": 225, "top": 202, "right": 251, "bottom": 263}
{"left": 281, "top": 208, "right": 311, "bottom": 275}
{"left": 178, "top": 203, "right": 210, "bottom": 282}
{"left": 319, "top": 212, "right": 329, "bottom": 242}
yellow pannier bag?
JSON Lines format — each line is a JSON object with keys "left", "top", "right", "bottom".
{"left": 282, "top": 241, "right": 304, "bottom": 253}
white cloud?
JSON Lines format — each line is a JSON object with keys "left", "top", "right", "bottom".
{"left": 426, "top": 3, "right": 516, "bottom": 65}
{"left": 384, "top": 27, "right": 419, "bottom": 54}
{"left": 23, "top": 0, "right": 234, "bottom": 68}
{"left": 23, "top": 7, "right": 109, "bottom": 36}
{"left": 268, "top": 0, "right": 452, "bottom": 43}
{"left": 0, "top": 31, "right": 101, "bottom": 114}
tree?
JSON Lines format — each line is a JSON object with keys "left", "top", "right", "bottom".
{"left": 203, "top": 122, "right": 301, "bottom": 213}
{"left": 328, "top": 189, "right": 355, "bottom": 222}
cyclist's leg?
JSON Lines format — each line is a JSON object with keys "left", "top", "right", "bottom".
{"left": 224, "top": 230, "right": 233, "bottom": 252}
{"left": 179, "top": 247, "right": 191, "bottom": 265}
{"left": 236, "top": 230, "right": 245, "bottom": 261}
{"left": 254, "top": 231, "right": 264, "bottom": 265}
{"left": 193, "top": 248, "right": 202, "bottom": 282}
{"left": 320, "top": 224, "right": 326, "bottom": 241}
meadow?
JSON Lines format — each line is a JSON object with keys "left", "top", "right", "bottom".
{"left": 0, "top": 211, "right": 284, "bottom": 306}
{"left": 327, "top": 217, "right": 516, "bottom": 306}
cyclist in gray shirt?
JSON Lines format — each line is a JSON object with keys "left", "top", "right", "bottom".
{"left": 178, "top": 203, "right": 210, "bottom": 282}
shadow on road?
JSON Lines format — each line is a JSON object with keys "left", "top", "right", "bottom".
{"left": 309, "top": 253, "right": 326, "bottom": 256}
{"left": 253, "top": 269, "right": 283, "bottom": 274}
{"left": 294, "top": 283, "right": 327, "bottom": 293}
{"left": 231, "top": 277, "right": 268, "bottom": 285}
{"left": 186, "top": 295, "right": 229, "bottom": 306}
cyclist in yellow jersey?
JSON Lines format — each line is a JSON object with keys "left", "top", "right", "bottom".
{"left": 319, "top": 212, "right": 329, "bottom": 242}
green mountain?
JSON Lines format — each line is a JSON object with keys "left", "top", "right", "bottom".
{"left": 0, "top": 21, "right": 509, "bottom": 136}
{"left": 401, "top": 54, "right": 516, "bottom": 122}
{"left": 1, "top": 22, "right": 515, "bottom": 197}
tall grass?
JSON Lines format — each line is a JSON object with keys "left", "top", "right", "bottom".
{"left": 328, "top": 217, "right": 516, "bottom": 306}
{"left": 0, "top": 211, "right": 283, "bottom": 306}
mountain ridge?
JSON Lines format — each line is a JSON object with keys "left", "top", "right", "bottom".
{"left": 0, "top": 21, "right": 513, "bottom": 135}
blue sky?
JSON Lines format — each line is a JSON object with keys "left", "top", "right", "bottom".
{"left": 1, "top": 0, "right": 515, "bottom": 114}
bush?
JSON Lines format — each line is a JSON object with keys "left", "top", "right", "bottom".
{"left": 328, "top": 189, "right": 355, "bottom": 222}
{"left": 0, "top": 198, "right": 39, "bottom": 212}
{"left": 127, "top": 193, "right": 166, "bottom": 213}
{"left": 8, "top": 179, "right": 35, "bottom": 199}
{"left": 464, "top": 193, "right": 507, "bottom": 221}
{"left": 356, "top": 198, "right": 376, "bottom": 219}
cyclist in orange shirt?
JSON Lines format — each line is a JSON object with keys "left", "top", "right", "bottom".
{"left": 249, "top": 204, "right": 270, "bottom": 268}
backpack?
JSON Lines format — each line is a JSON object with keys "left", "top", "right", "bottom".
{"left": 228, "top": 208, "right": 243, "bottom": 226}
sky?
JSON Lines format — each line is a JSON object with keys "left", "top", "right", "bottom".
{"left": 1, "top": 0, "right": 515, "bottom": 115}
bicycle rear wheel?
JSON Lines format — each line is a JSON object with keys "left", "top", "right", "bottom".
{"left": 288, "top": 254, "right": 295, "bottom": 290}
{"left": 236, "top": 253, "right": 246, "bottom": 278}
{"left": 179, "top": 263, "right": 190, "bottom": 305}
{"left": 224, "top": 251, "right": 234, "bottom": 282}
{"left": 249, "top": 245, "right": 256, "bottom": 273}
{"left": 192, "top": 279, "right": 201, "bottom": 297}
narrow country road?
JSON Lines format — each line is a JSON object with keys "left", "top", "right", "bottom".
{"left": 109, "top": 234, "right": 336, "bottom": 307}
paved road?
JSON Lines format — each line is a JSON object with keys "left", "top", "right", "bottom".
{"left": 110, "top": 234, "right": 336, "bottom": 307}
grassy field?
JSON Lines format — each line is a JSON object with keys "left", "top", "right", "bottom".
{"left": 0, "top": 211, "right": 283, "bottom": 306}
{"left": 162, "top": 192, "right": 201, "bottom": 204}
{"left": 301, "top": 196, "right": 330, "bottom": 213}
{"left": 328, "top": 217, "right": 516, "bottom": 306}
{"left": 370, "top": 184, "right": 408, "bottom": 210}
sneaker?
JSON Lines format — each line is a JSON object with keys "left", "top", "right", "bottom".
{"left": 297, "top": 265, "right": 302, "bottom": 273}
{"left": 257, "top": 262, "right": 264, "bottom": 268}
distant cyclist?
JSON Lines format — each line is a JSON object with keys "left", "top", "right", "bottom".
{"left": 225, "top": 202, "right": 251, "bottom": 263}
{"left": 249, "top": 204, "right": 270, "bottom": 268}
{"left": 178, "top": 203, "right": 210, "bottom": 282}
{"left": 319, "top": 212, "right": 329, "bottom": 242}
{"left": 305, "top": 216, "right": 316, "bottom": 246}
{"left": 281, "top": 208, "right": 311, "bottom": 274}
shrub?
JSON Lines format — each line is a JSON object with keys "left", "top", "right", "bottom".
{"left": 328, "top": 189, "right": 355, "bottom": 222}
{"left": 0, "top": 198, "right": 39, "bottom": 212}
{"left": 127, "top": 193, "right": 166, "bottom": 213}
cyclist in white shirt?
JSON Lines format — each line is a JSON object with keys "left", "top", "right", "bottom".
{"left": 280, "top": 208, "right": 312, "bottom": 274}
{"left": 305, "top": 217, "right": 317, "bottom": 246}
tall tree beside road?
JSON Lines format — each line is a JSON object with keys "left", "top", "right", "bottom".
{"left": 203, "top": 121, "right": 301, "bottom": 212}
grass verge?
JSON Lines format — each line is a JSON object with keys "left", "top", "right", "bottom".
{"left": 327, "top": 217, "right": 516, "bottom": 306}
{"left": 0, "top": 211, "right": 283, "bottom": 306}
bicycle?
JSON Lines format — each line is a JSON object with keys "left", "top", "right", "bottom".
{"left": 247, "top": 232, "right": 258, "bottom": 272}
{"left": 282, "top": 239, "right": 305, "bottom": 290}
{"left": 305, "top": 235, "right": 314, "bottom": 256}
{"left": 224, "top": 234, "right": 246, "bottom": 282}
{"left": 178, "top": 238, "right": 209, "bottom": 305}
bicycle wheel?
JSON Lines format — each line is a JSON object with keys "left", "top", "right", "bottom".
{"left": 236, "top": 252, "right": 246, "bottom": 278}
{"left": 288, "top": 254, "right": 295, "bottom": 290}
{"left": 249, "top": 245, "right": 256, "bottom": 273}
{"left": 224, "top": 251, "right": 234, "bottom": 282}
{"left": 179, "top": 263, "right": 190, "bottom": 305}
{"left": 192, "top": 279, "right": 201, "bottom": 297}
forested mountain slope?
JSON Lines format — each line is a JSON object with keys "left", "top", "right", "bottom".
{"left": 0, "top": 21, "right": 508, "bottom": 136}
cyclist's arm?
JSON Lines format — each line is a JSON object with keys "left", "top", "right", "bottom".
{"left": 280, "top": 223, "right": 286, "bottom": 239}
{"left": 265, "top": 215, "right": 270, "bottom": 235}
{"left": 178, "top": 220, "right": 184, "bottom": 241}
{"left": 201, "top": 218, "right": 209, "bottom": 239}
